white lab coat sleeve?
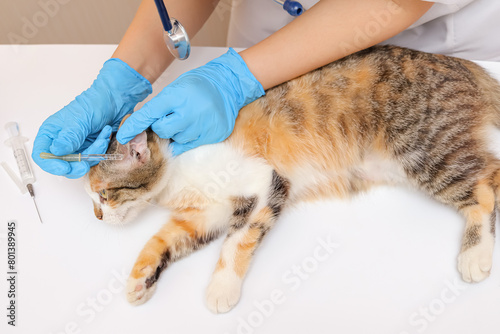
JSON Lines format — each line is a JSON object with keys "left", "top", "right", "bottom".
{"left": 228, "top": 0, "right": 500, "bottom": 60}
{"left": 408, "top": 0, "right": 475, "bottom": 29}
{"left": 228, "top": 0, "right": 477, "bottom": 49}
{"left": 382, "top": 0, "right": 500, "bottom": 60}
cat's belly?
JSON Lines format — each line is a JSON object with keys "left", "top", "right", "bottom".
{"left": 284, "top": 152, "right": 407, "bottom": 203}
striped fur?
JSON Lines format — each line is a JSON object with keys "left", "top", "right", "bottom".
{"left": 85, "top": 45, "right": 500, "bottom": 312}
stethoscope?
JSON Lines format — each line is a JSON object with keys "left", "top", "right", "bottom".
{"left": 154, "top": 0, "right": 305, "bottom": 61}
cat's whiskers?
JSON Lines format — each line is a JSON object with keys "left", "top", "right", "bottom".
{"left": 137, "top": 197, "right": 161, "bottom": 209}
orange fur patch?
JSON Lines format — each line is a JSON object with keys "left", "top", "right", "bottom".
{"left": 475, "top": 179, "right": 495, "bottom": 213}
{"left": 93, "top": 202, "right": 102, "bottom": 220}
{"left": 234, "top": 227, "right": 261, "bottom": 278}
{"left": 215, "top": 258, "right": 226, "bottom": 272}
{"left": 253, "top": 206, "right": 273, "bottom": 223}
{"left": 462, "top": 179, "right": 496, "bottom": 224}
{"left": 172, "top": 216, "right": 205, "bottom": 239}
{"left": 131, "top": 247, "right": 163, "bottom": 279}
{"left": 493, "top": 169, "right": 500, "bottom": 199}
{"left": 130, "top": 215, "right": 205, "bottom": 279}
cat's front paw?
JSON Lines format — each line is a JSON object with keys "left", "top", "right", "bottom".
{"left": 458, "top": 241, "right": 494, "bottom": 283}
{"left": 126, "top": 266, "right": 157, "bottom": 306}
{"left": 206, "top": 270, "right": 242, "bottom": 314}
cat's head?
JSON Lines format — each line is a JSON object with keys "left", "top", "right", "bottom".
{"left": 84, "top": 117, "right": 168, "bottom": 225}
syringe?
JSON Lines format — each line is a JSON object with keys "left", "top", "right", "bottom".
{"left": 39, "top": 152, "right": 124, "bottom": 162}
{"left": 4, "top": 122, "right": 43, "bottom": 224}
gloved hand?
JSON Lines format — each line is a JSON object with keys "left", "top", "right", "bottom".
{"left": 32, "top": 59, "right": 152, "bottom": 178}
{"left": 116, "top": 48, "right": 265, "bottom": 155}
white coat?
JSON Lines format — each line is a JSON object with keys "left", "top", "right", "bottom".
{"left": 227, "top": 0, "right": 500, "bottom": 61}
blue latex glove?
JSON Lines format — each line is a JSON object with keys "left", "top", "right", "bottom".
{"left": 117, "top": 48, "right": 265, "bottom": 155}
{"left": 32, "top": 59, "right": 152, "bottom": 178}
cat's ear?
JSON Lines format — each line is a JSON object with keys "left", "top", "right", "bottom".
{"left": 114, "top": 114, "right": 150, "bottom": 166}
{"left": 128, "top": 131, "right": 150, "bottom": 164}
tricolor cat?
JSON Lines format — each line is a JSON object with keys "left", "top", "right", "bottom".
{"left": 85, "top": 45, "right": 500, "bottom": 313}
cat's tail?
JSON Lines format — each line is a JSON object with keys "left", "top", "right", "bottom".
{"left": 461, "top": 59, "right": 500, "bottom": 127}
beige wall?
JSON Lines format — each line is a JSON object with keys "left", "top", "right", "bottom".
{"left": 0, "top": 0, "right": 231, "bottom": 46}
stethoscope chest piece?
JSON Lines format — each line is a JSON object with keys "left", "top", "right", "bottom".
{"left": 154, "top": 0, "right": 304, "bottom": 61}
{"left": 163, "top": 18, "right": 190, "bottom": 60}
{"left": 154, "top": 0, "right": 190, "bottom": 60}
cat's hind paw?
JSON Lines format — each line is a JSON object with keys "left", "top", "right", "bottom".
{"left": 458, "top": 242, "right": 493, "bottom": 283}
{"left": 126, "top": 266, "right": 157, "bottom": 306}
{"left": 206, "top": 270, "right": 242, "bottom": 314}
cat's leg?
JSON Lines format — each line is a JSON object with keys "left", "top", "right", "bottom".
{"left": 396, "top": 134, "right": 498, "bottom": 282}
{"left": 206, "top": 171, "right": 289, "bottom": 313}
{"left": 457, "top": 178, "right": 496, "bottom": 282}
{"left": 126, "top": 208, "right": 223, "bottom": 305}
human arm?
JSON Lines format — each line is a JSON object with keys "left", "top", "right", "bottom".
{"left": 32, "top": 0, "right": 219, "bottom": 178}
{"left": 112, "top": 0, "right": 220, "bottom": 83}
{"left": 241, "top": 0, "right": 434, "bottom": 89}
{"left": 117, "top": 0, "right": 433, "bottom": 155}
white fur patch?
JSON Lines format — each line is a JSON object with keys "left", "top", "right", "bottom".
{"left": 286, "top": 151, "right": 407, "bottom": 202}
{"left": 458, "top": 214, "right": 495, "bottom": 283}
{"left": 206, "top": 268, "right": 243, "bottom": 313}
{"left": 158, "top": 142, "right": 274, "bottom": 231}
{"left": 126, "top": 267, "right": 157, "bottom": 306}
{"left": 485, "top": 125, "right": 500, "bottom": 160}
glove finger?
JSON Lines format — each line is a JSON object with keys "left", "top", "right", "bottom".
{"left": 150, "top": 112, "right": 190, "bottom": 139}
{"left": 78, "top": 139, "right": 93, "bottom": 154}
{"left": 116, "top": 104, "right": 159, "bottom": 144}
{"left": 117, "top": 90, "right": 179, "bottom": 144}
{"left": 170, "top": 137, "right": 204, "bottom": 156}
{"left": 64, "top": 161, "right": 91, "bottom": 179}
{"left": 32, "top": 132, "right": 71, "bottom": 175}
{"left": 171, "top": 127, "right": 200, "bottom": 145}
{"left": 50, "top": 124, "right": 87, "bottom": 156}
{"left": 81, "top": 125, "right": 112, "bottom": 167}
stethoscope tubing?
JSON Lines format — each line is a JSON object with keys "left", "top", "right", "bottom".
{"left": 154, "top": 0, "right": 305, "bottom": 60}
{"left": 154, "top": 0, "right": 173, "bottom": 32}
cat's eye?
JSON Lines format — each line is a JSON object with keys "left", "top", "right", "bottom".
{"left": 98, "top": 189, "right": 108, "bottom": 201}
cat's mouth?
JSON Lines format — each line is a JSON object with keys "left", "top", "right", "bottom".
{"left": 98, "top": 203, "right": 136, "bottom": 225}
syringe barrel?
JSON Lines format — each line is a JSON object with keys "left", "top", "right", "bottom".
{"left": 11, "top": 140, "right": 35, "bottom": 186}
{"left": 5, "top": 122, "right": 35, "bottom": 187}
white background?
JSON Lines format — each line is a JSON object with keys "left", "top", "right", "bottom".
{"left": 1, "top": 45, "right": 500, "bottom": 334}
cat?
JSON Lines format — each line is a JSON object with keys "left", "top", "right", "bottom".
{"left": 84, "top": 45, "right": 500, "bottom": 314}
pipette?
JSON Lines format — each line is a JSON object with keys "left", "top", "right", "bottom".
{"left": 40, "top": 152, "right": 124, "bottom": 162}
{"left": 4, "top": 122, "right": 43, "bottom": 224}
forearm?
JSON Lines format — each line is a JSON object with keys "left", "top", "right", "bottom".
{"left": 240, "top": 0, "right": 433, "bottom": 90}
{"left": 112, "top": 0, "right": 220, "bottom": 83}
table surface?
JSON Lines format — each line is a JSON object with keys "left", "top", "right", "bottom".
{"left": 1, "top": 45, "right": 500, "bottom": 334}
